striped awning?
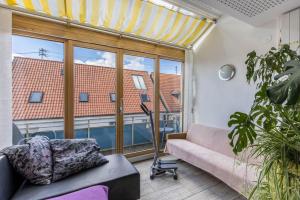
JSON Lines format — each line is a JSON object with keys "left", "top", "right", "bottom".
{"left": 0, "top": 0, "right": 214, "bottom": 48}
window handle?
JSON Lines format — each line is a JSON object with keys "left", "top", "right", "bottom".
{"left": 120, "top": 98, "right": 123, "bottom": 113}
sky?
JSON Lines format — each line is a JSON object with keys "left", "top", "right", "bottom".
{"left": 12, "top": 35, "right": 182, "bottom": 75}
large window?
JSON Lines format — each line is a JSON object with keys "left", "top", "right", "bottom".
{"left": 12, "top": 35, "right": 65, "bottom": 139}
{"left": 11, "top": 19, "right": 184, "bottom": 157}
{"left": 159, "top": 59, "right": 183, "bottom": 149}
{"left": 74, "top": 46, "right": 117, "bottom": 154}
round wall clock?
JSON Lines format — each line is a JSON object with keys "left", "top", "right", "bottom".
{"left": 218, "top": 64, "right": 236, "bottom": 81}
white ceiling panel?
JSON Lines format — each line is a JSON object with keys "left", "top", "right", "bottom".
{"left": 185, "top": 0, "right": 300, "bottom": 26}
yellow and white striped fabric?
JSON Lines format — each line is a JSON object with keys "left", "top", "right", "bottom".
{"left": 1, "top": 0, "right": 214, "bottom": 47}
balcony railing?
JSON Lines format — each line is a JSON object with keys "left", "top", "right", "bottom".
{"left": 13, "top": 113, "right": 181, "bottom": 153}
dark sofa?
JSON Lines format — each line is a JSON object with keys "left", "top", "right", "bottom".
{"left": 0, "top": 154, "right": 140, "bottom": 200}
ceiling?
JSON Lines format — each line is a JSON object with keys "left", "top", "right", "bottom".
{"left": 174, "top": 0, "right": 300, "bottom": 26}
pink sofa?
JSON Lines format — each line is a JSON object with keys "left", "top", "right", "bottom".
{"left": 165, "top": 124, "right": 259, "bottom": 196}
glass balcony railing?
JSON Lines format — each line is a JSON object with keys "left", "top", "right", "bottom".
{"left": 13, "top": 113, "right": 181, "bottom": 155}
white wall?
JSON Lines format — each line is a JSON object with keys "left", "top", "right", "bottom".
{"left": 183, "top": 50, "right": 194, "bottom": 131}
{"left": 0, "top": 8, "right": 12, "bottom": 149}
{"left": 192, "top": 16, "right": 278, "bottom": 129}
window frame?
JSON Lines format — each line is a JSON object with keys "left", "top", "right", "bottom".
{"left": 12, "top": 14, "right": 185, "bottom": 158}
{"left": 140, "top": 93, "right": 151, "bottom": 102}
{"left": 110, "top": 92, "right": 116, "bottom": 102}
{"left": 28, "top": 91, "right": 44, "bottom": 103}
{"left": 132, "top": 75, "right": 147, "bottom": 90}
{"left": 79, "top": 92, "right": 89, "bottom": 103}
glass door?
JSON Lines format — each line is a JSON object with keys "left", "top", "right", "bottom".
{"left": 73, "top": 45, "right": 117, "bottom": 155}
{"left": 122, "top": 54, "right": 156, "bottom": 154}
{"left": 12, "top": 31, "right": 184, "bottom": 158}
{"left": 159, "top": 59, "right": 183, "bottom": 150}
{"left": 68, "top": 44, "right": 182, "bottom": 156}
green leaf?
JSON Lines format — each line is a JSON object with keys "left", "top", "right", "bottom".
{"left": 266, "top": 60, "right": 300, "bottom": 105}
{"left": 227, "top": 112, "right": 256, "bottom": 154}
{"left": 254, "top": 83, "right": 268, "bottom": 104}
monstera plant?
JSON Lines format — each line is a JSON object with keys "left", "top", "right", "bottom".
{"left": 228, "top": 44, "right": 300, "bottom": 199}
{"left": 267, "top": 60, "right": 300, "bottom": 105}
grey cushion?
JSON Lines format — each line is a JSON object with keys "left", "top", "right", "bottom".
{"left": 50, "top": 138, "right": 108, "bottom": 182}
{"left": 11, "top": 154, "right": 140, "bottom": 200}
{"left": 1, "top": 136, "right": 52, "bottom": 185}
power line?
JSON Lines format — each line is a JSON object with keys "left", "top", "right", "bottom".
{"left": 16, "top": 48, "right": 50, "bottom": 59}
{"left": 15, "top": 51, "right": 39, "bottom": 55}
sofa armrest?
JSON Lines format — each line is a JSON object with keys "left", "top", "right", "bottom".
{"left": 166, "top": 133, "right": 187, "bottom": 140}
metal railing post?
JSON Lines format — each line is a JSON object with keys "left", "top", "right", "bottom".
{"left": 26, "top": 124, "right": 29, "bottom": 138}
{"left": 131, "top": 117, "right": 134, "bottom": 146}
{"left": 87, "top": 119, "right": 90, "bottom": 138}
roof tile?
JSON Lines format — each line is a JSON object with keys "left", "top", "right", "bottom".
{"left": 12, "top": 57, "right": 180, "bottom": 120}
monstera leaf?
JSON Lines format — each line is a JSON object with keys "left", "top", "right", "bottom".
{"left": 267, "top": 60, "right": 300, "bottom": 105}
{"left": 228, "top": 112, "right": 256, "bottom": 154}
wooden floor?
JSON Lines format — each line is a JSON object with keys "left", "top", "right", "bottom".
{"left": 134, "top": 157, "right": 247, "bottom": 200}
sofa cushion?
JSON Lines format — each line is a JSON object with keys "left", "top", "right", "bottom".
{"left": 186, "top": 124, "right": 235, "bottom": 159}
{"left": 47, "top": 185, "right": 108, "bottom": 200}
{"left": 50, "top": 139, "right": 108, "bottom": 182}
{"left": 11, "top": 154, "right": 140, "bottom": 200}
{"left": 166, "top": 139, "right": 258, "bottom": 195}
{"left": 1, "top": 136, "right": 53, "bottom": 185}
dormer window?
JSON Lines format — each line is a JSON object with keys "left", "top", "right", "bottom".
{"left": 79, "top": 92, "right": 89, "bottom": 102}
{"left": 29, "top": 92, "right": 44, "bottom": 103}
{"left": 171, "top": 90, "right": 180, "bottom": 99}
{"left": 132, "top": 75, "right": 147, "bottom": 90}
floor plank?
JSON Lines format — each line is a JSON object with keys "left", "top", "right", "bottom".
{"left": 134, "top": 157, "right": 247, "bottom": 200}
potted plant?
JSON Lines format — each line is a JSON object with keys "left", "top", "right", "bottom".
{"left": 228, "top": 44, "right": 300, "bottom": 199}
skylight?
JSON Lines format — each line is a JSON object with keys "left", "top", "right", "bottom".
{"left": 140, "top": 94, "right": 150, "bottom": 102}
{"left": 110, "top": 93, "right": 116, "bottom": 102}
{"left": 29, "top": 92, "right": 43, "bottom": 103}
{"left": 132, "top": 75, "right": 147, "bottom": 90}
{"left": 79, "top": 92, "right": 89, "bottom": 102}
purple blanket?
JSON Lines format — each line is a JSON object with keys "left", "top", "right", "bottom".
{"left": 47, "top": 185, "right": 109, "bottom": 200}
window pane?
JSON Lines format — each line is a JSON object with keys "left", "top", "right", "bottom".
{"left": 29, "top": 92, "right": 44, "bottom": 103}
{"left": 159, "top": 59, "right": 183, "bottom": 149}
{"left": 140, "top": 94, "right": 150, "bottom": 102}
{"left": 137, "top": 76, "right": 147, "bottom": 89}
{"left": 123, "top": 55, "right": 155, "bottom": 154}
{"left": 74, "top": 47, "right": 116, "bottom": 155}
{"left": 12, "top": 35, "right": 65, "bottom": 140}
{"left": 132, "top": 75, "right": 141, "bottom": 89}
{"left": 79, "top": 92, "right": 89, "bottom": 102}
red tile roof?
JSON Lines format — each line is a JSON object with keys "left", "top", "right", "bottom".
{"left": 12, "top": 57, "right": 180, "bottom": 120}
{"left": 160, "top": 73, "right": 182, "bottom": 112}
{"left": 13, "top": 57, "right": 64, "bottom": 120}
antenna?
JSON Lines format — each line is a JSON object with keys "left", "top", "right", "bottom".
{"left": 39, "top": 48, "right": 48, "bottom": 59}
